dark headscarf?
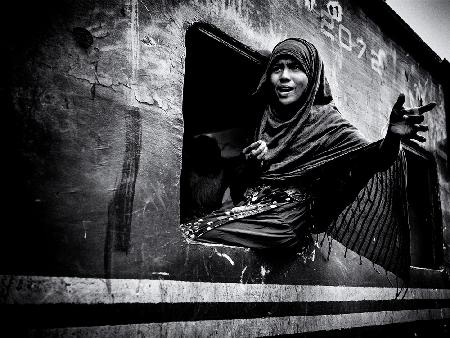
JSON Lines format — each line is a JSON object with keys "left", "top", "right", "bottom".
{"left": 255, "top": 38, "right": 332, "bottom": 107}
{"left": 255, "top": 38, "right": 368, "bottom": 181}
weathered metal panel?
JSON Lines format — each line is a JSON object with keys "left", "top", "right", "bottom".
{"left": 1, "top": 0, "right": 449, "bottom": 282}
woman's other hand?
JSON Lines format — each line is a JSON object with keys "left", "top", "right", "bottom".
{"left": 243, "top": 140, "right": 268, "bottom": 160}
{"left": 388, "top": 93, "right": 436, "bottom": 142}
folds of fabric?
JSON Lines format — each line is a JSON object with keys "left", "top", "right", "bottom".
{"left": 323, "top": 151, "right": 410, "bottom": 280}
{"left": 180, "top": 142, "right": 410, "bottom": 280}
{"left": 180, "top": 184, "right": 313, "bottom": 250}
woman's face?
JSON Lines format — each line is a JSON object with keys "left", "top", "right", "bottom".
{"left": 269, "top": 56, "right": 308, "bottom": 107}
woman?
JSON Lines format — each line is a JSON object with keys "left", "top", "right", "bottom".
{"left": 180, "top": 38, "right": 434, "bottom": 261}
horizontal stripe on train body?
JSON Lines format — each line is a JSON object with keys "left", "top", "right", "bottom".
{"left": 3, "top": 276, "right": 450, "bottom": 335}
{"left": 25, "top": 310, "right": 450, "bottom": 337}
{"left": 2, "top": 299, "right": 450, "bottom": 328}
{"left": 2, "top": 275, "right": 450, "bottom": 304}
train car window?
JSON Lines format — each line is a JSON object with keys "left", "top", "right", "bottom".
{"left": 403, "top": 142, "right": 443, "bottom": 269}
{"left": 180, "top": 24, "right": 444, "bottom": 271}
{"left": 180, "top": 22, "right": 268, "bottom": 222}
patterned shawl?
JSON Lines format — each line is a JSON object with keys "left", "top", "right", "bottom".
{"left": 253, "top": 39, "right": 410, "bottom": 279}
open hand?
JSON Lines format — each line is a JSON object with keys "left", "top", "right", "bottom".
{"left": 389, "top": 93, "right": 436, "bottom": 142}
{"left": 243, "top": 140, "right": 268, "bottom": 160}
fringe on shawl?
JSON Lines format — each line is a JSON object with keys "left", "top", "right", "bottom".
{"left": 316, "top": 149, "right": 410, "bottom": 283}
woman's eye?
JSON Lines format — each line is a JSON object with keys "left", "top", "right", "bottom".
{"left": 291, "top": 64, "right": 302, "bottom": 70}
{"left": 271, "top": 66, "right": 282, "bottom": 73}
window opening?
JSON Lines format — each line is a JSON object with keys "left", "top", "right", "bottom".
{"left": 180, "top": 22, "right": 267, "bottom": 223}
{"left": 180, "top": 24, "right": 444, "bottom": 271}
{"left": 403, "top": 141, "right": 443, "bottom": 269}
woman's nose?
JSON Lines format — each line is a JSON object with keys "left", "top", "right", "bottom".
{"left": 279, "top": 67, "right": 290, "bottom": 81}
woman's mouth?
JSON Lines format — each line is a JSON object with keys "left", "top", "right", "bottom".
{"left": 277, "top": 86, "right": 295, "bottom": 96}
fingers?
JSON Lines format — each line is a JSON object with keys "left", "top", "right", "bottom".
{"left": 256, "top": 146, "right": 268, "bottom": 160}
{"left": 243, "top": 140, "right": 267, "bottom": 160}
{"left": 242, "top": 141, "right": 261, "bottom": 154}
{"left": 413, "top": 124, "right": 428, "bottom": 133}
{"left": 418, "top": 102, "right": 436, "bottom": 114}
{"left": 389, "top": 93, "right": 435, "bottom": 143}
{"left": 393, "top": 93, "right": 405, "bottom": 110}
{"left": 405, "top": 102, "right": 436, "bottom": 115}
{"left": 253, "top": 142, "right": 267, "bottom": 159}
{"left": 393, "top": 92, "right": 437, "bottom": 115}
{"left": 410, "top": 134, "right": 426, "bottom": 143}
{"left": 251, "top": 144, "right": 264, "bottom": 156}
{"left": 406, "top": 123, "right": 428, "bottom": 142}
{"left": 402, "top": 114, "right": 424, "bottom": 124}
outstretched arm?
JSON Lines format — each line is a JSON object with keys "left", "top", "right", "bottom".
{"left": 379, "top": 93, "right": 436, "bottom": 168}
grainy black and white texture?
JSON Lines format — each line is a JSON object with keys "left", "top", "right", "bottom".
{"left": 0, "top": 0, "right": 449, "bottom": 336}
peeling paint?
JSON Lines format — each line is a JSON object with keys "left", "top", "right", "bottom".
{"left": 214, "top": 249, "right": 235, "bottom": 266}
{"left": 260, "top": 265, "right": 270, "bottom": 284}
{"left": 151, "top": 272, "right": 170, "bottom": 276}
{"left": 240, "top": 266, "right": 247, "bottom": 283}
